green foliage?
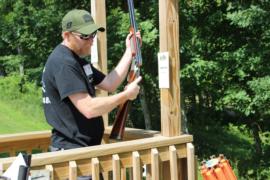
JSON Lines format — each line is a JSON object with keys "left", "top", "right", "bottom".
{"left": 181, "top": 58, "right": 219, "bottom": 87}
{"left": 0, "top": 55, "right": 25, "bottom": 75}
{"left": 0, "top": 0, "right": 92, "bottom": 81}
{"left": 227, "top": 5, "right": 267, "bottom": 28}
{"left": 180, "top": 0, "right": 270, "bottom": 178}
{"left": 217, "top": 88, "right": 252, "bottom": 116}
{"left": 248, "top": 76, "right": 270, "bottom": 116}
{"left": 0, "top": 75, "right": 40, "bottom": 103}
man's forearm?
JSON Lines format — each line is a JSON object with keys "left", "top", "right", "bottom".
{"left": 106, "top": 49, "right": 132, "bottom": 90}
{"left": 86, "top": 92, "right": 128, "bottom": 118}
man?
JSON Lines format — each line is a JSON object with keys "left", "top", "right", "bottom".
{"left": 42, "top": 9, "right": 141, "bottom": 151}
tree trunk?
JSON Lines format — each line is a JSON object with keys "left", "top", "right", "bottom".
{"left": 17, "top": 47, "right": 24, "bottom": 76}
{"left": 140, "top": 84, "right": 152, "bottom": 130}
{"left": 181, "top": 91, "right": 189, "bottom": 134}
{"left": 17, "top": 46, "right": 25, "bottom": 93}
{"left": 251, "top": 122, "right": 262, "bottom": 156}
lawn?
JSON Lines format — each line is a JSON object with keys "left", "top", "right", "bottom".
{"left": 0, "top": 99, "right": 50, "bottom": 134}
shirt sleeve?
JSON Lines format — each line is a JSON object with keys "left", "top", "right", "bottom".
{"left": 91, "top": 64, "right": 106, "bottom": 85}
{"left": 55, "top": 63, "right": 88, "bottom": 100}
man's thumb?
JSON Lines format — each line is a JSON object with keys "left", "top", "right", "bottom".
{"left": 134, "top": 76, "right": 142, "bottom": 84}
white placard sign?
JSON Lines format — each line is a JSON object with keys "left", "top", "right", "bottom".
{"left": 91, "top": 36, "right": 98, "bottom": 63}
{"left": 158, "top": 52, "right": 170, "bottom": 88}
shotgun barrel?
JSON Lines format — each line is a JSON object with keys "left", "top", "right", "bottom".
{"left": 109, "top": 0, "right": 142, "bottom": 140}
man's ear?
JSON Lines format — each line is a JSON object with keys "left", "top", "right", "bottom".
{"left": 62, "top": 31, "right": 70, "bottom": 40}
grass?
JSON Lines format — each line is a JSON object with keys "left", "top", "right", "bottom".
{"left": 0, "top": 75, "right": 51, "bottom": 134}
{"left": 0, "top": 98, "right": 50, "bottom": 134}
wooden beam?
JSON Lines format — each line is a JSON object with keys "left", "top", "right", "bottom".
{"left": 0, "top": 130, "right": 50, "bottom": 155}
{"left": 0, "top": 130, "right": 51, "bottom": 143}
{"left": 0, "top": 128, "right": 160, "bottom": 154}
{"left": 159, "top": 0, "right": 181, "bottom": 137}
{"left": 91, "top": 0, "right": 108, "bottom": 127}
{"left": 103, "top": 127, "right": 160, "bottom": 143}
{"left": 0, "top": 135, "right": 192, "bottom": 169}
{"left": 90, "top": 0, "right": 107, "bottom": 74}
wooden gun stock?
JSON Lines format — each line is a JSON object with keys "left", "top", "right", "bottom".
{"left": 109, "top": 70, "right": 137, "bottom": 140}
{"left": 109, "top": 100, "right": 131, "bottom": 140}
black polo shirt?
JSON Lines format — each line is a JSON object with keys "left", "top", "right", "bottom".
{"left": 42, "top": 44, "right": 105, "bottom": 149}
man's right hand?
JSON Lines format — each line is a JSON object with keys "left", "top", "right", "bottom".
{"left": 124, "top": 76, "right": 142, "bottom": 100}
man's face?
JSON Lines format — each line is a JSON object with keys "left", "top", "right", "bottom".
{"left": 68, "top": 31, "right": 97, "bottom": 57}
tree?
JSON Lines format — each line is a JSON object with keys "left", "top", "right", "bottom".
{"left": 180, "top": 0, "right": 270, "bottom": 178}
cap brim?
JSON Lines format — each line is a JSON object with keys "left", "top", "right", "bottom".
{"left": 77, "top": 23, "right": 105, "bottom": 35}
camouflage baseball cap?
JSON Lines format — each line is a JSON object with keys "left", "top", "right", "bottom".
{"left": 62, "top": 9, "right": 105, "bottom": 35}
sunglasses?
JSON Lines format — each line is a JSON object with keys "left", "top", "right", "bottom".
{"left": 71, "top": 31, "right": 97, "bottom": 40}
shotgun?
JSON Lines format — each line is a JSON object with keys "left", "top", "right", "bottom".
{"left": 109, "top": 0, "right": 142, "bottom": 140}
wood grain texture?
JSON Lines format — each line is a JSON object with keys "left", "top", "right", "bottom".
{"left": 112, "top": 154, "right": 120, "bottom": 180}
{"left": 132, "top": 151, "right": 141, "bottom": 180}
{"left": 69, "top": 161, "right": 77, "bottom": 180}
{"left": 91, "top": 0, "right": 108, "bottom": 127}
{"left": 187, "top": 143, "right": 195, "bottom": 180}
{"left": 159, "top": 0, "right": 181, "bottom": 137}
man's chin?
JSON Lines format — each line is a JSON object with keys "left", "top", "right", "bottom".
{"left": 78, "top": 49, "right": 90, "bottom": 57}
{"left": 79, "top": 53, "right": 91, "bottom": 58}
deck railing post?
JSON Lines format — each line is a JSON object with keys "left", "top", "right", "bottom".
{"left": 69, "top": 161, "right": 77, "bottom": 180}
{"left": 45, "top": 164, "right": 54, "bottom": 180}
{"left": 112, "top": 154, "right": 121, "bottom": 180}
{"left": 92, "top": 158, "right": 100, "bottom": 180}
{"left": 151, "top": 148, "right": 160, "bottom": 180}
{"left": 187, "top": 143, "right": 195, "bottom": 180}
{"left": 132, "top": 151, "right": 142, "bottom": 180}
{"left": 169, "top": 146, "right": 178, "bottom": 180}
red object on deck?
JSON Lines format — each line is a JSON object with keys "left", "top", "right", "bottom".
{"left": 200, "top": 154, "right": 237, "bottom": 180}
{"left": 219, "top": 158, "right": 237, "bottom": 180}
{"left": 214, "top": 166, "right": 227, "bottom": 180}
{"left": 206, "top": 168, "right": 218, "bottom": 180}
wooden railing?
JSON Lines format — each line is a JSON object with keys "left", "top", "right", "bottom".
{"left": 0, "top": 127, "right": 160, "bottom": 157}
{"left": 0, "top": 130, "right": 51, "bottom": 156}
{"left": 0, "top": 129, "right": 195, "bottom": 180}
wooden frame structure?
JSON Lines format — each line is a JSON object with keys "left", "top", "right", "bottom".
{"left": 0, "top": 0, "right": 196, "bottom": 179}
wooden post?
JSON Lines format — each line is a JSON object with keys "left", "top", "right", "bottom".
{"left": 159, "top": 0, "right": 181, "bottom": 137}
{"left": 69, "top": 161, "right": 77, "bottom": 180}
{"left": 132, "top": 151, "right": 142, "bottom": 180}
{"left": 112, "top": 154, "right": 121, "bottom": 180}
{"left": 169, "top": 146, "right": 178, "bottom": 180}
{"left": 187, "top": 143, "right": 195, "bottom": 180}
{"left": 159, "top": 0, "right": 182, "bottom": 179}
{"left": 151, "top": 148, "right": 160, "bottom": 180}
{"left": 92, "top": 158, "right": 100, "bottom": 180}
{"left": 91, "top": 0, "right": 108, "bottom": 127}
{"left": 45, "top": 165, "right": 54, "bottom": 180}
